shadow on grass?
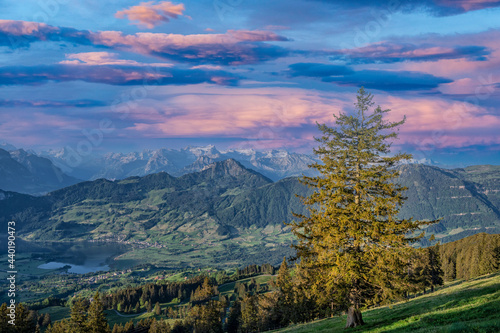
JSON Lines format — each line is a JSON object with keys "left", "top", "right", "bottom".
{"left": 355, "top": 281, "right": 500, "bottom": 333}
{"left": 342, "top": 281, "right": 500, "bottom": 333}
{"left": 381, "top": 297, "right": 500, "bottom": 333}
{"left": 273, "top": 274, "right": 500, "bottom": 333}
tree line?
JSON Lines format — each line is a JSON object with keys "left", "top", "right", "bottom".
{"left": 439, "top": 232, "right": 500, "bottom": 281}
{"left": 1, "top": 232, "right": 498, "bottom": 332}
{"left": 101, "top": 275, "right": 207, "bottom": 314}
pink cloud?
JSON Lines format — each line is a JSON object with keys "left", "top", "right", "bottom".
{"left": 227, "top": 30, "right": 289, "bottom": 42}
{"left": 435, "top": 0, "right": 500, "bottom": 12}
{"left": 122, "top": 85, "right": 346, "bottom": 139}
{"left": 59, "top": 52, "right": 173, "bottom": 67}
{"left": 91, "top": 30, "right": 287, "bottom": 48}
{"left": 371, "top": 30, "right": 500, "bottom": 95}
{"left": 0, "top": 20, "right": 57, "bottom": 36}
{"left": 0, "top": 64, "right": 241, "bottom": 87}
{"left": 190, "top": 65, "right": 222, "bottom": 70}
{"left": 116, "top": 86, "right": 500, "bottom": 149}
{"left": 402, "top": 54, "right": 499, "bottom": 85}
{"left": 393, "top": 29, "right": 500, "bottom": 74}
{"left": 0, "top": 112, "right": 94, "bottom": 147}
{"left": 438, "top": 78, "right": 481, "bottom": 95}
{"left": 381, "top": 96, "right": 500, "bottom": 148}
{"left": 0, "top": 20, "right": 289, "bottom": 65}
{"left": 330, "top": 41, "right": 489, "bottom": 64}
{"left": 89, "top": 29, "right": 289, "bottom": 65}
{"left": 0, "top": 19, "right": 89, "bottom": 49}
{"left": 115, "top": 1, "right": 186, "bottom": 29}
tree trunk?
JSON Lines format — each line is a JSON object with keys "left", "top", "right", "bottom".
{"left": 345, "top": 306, "right": 364, "bottom": 328}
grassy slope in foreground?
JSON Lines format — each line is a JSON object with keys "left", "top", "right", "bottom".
{"left": 274, "top": 272, "right": 500, "bottom": 333}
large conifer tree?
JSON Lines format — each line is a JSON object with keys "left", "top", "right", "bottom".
{"left": 291, "top": 88, "right": 435, "bottom": 327}
{"left": 87, "top": 292, "right": 110, "bottom": 333}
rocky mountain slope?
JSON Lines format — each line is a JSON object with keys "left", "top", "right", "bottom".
{"left": 0, "top": 148, "right": 80, "bottom": 195}
{"left": 41, "top": 145, "right": 319, "bottom": 181}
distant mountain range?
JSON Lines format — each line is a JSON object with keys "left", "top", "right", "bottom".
{"left": 1, "top": 143, "right": 447, "bottom": 196}
{"left": 1, "top": 140, "right": 497, "bottom": 266}
{"left": 40, "top": 145, "right": 320, "bottom": 182}
{"left": 0, "top": 159, "right": 499, "bottom": 267}
{"left": 0, "top": 148, "right": 80, "bottom": 195}
{"left": 0, "top": 142, "right": 17, "bottom": 151}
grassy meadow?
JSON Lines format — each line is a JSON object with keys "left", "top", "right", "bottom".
{"left": 273, "top": 273, "right": 500, "bottom": 333}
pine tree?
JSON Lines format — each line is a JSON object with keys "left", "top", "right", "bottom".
{"left": 70, "top": 297, "right": 89, "bottom": 333}
{"left": 123, "top": 321, "right": 134, "bottom": 332}
{"left": 190, "top": 301, "right": 223, "bottom": 333}
{"left": 11, "top": 303, "right": 37, "bottom": 332}
{"left": 241, "top": 296, "right": 259, "bottom": 333}
{"left": 178, "top": 288, "right": 183, "bottom": 301}
{"left": 149, "top": 318, "right": 170, "bottom": 333}
{"left": 493, "top": 246, "right": 500, "bottom": 271}
{"left": 289, "top": 265, "right": 318, "bottom": 322}
{"left": 274, "top": 257, "right": 294, "bottom": 326}
{"left": 42, "top": 313, "right": 52, "bottom": 327}
{"left": 290, "top": 88, "right": 435, "bottom": 328}
{"left": 87, "top": 292, "right": 110, "bottom": 333}
{"left": 0, "top": 303, "right": 9, "bottom": 331}
{"left": 134, "top": 302, "right": 140, "bottom": 314}
{"left": 443, "top": 256, "right": 456, "bottom": 281}
{"left": 225, "top": 301, "right": 241, "bottom": 333}
{"left": 46, "top": 320, "right": 71, "bottom": 333}
{"left": 154, "top": 302, "right": 161, "bottom": 316}
{"left": 425, "top": 245, "right": 444, "bottom": 292}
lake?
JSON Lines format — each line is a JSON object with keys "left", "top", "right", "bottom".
{"left": 36, "top": 241, "right": 130, "bottom": 274}
{"left": 38, "top": 261, "right": 109, "bottom": 274}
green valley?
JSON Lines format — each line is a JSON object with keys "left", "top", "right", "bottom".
{"left": 1, "top": 160, "right": 500, "bottom": 271}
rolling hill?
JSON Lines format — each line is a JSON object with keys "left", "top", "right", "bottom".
{"left": 0, "top": 160, "right": 499, "bottom": 267}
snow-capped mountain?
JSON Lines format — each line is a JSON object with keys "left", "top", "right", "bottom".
{"left": 401, "top": 157, "right": 442, "bottom": 167}
{"left": 0, "top": 148, "right": 80, "bottom": 194}
{"left": 0, "top": 142, "right": 16, "bottom": 151}
{"left": 40, "top": 145, "right": 319, "bottom": 181}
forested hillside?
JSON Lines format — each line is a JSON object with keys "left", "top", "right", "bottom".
{"left": 397, "top": 164, "right": 500, "bottom": 243}
{"left": 1, "top": 161, "right": 499, "bottom": 267}
{"left": 439, "top": 233, "right": 500, "bottom": 281}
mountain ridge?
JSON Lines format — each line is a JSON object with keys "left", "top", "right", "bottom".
{"left": 1, "top": 160, "right": 499, "bottom": 239}
{"left": 40, "top": 145, "right": 319, "bottom": 182}
{"left": 0, "top": 160, "right": 499, "bottom": 267}
{"left": 0, "top": 148, "right": 80, "bottom": 195}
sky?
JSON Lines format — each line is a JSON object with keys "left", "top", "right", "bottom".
{"left": 0, "top": 0, "right": 499, "bottom": 166}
